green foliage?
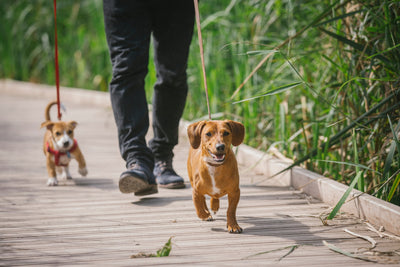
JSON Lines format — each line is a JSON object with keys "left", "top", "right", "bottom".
{"left": 153, "top": 236, "right": 173, "bottom": 257}
{"left": 130, "top": 237, "right": 173, "bottom": 258}
{"left": 1, "top": 0, "right": 399, "bottom": 204}
{"left": 326, "top": 171, "right": 361, "bottom": 220}
{"left": 0, "top": 0, "right": 110, "bottom": 91}
{"left": 188, "top": 0, "right": 400, "bottom": 205}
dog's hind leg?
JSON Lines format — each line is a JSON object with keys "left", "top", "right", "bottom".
{"left": 56, "top": 166, "right": 70, "bottom": 180}
{"left": 46, "top": 159, "right": 58, "bottom": 186}
{"left": 65, "top": 166, "right": 72, "bottom": 180}
{"left": 210, "top": 198, "right": 219, "bottom": 214}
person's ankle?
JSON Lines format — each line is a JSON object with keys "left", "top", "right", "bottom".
{"left": 154, "top": 159, "right": 185, "bottom": 189}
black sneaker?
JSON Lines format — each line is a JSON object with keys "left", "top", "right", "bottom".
{"left": 154, "top": 160, "right": 185, "bottom": 189}
{"left": 119, "top": 162, "right": 158, "bottom": 196}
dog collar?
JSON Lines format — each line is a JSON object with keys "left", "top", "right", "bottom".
{"left": 46, "top": 139, "right": 78, "bottom": 166}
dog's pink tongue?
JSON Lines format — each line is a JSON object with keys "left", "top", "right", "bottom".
{"left": 216, "top": 154, "right": 224, "bottom": 160}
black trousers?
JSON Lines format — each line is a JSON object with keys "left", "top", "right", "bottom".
{"left": 103, "top": 0, "right": 195, "bottom": 168}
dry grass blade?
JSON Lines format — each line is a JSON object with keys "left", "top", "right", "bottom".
{"left": 230, "top": 51, "right": 275, "bottom": 99}
{"left": 242, "top": 244, "right": 302, "bottom": 260}
{"left": 366, "top": 223, "right": 400, "bottom": 241}
{"left": 278, "top": 245, "right": 299, "bottom": 261}
{"left": 366, "top": 222, "right": 384, "bottom": 238}
{"left": 322, "top": 240, "right": 377, "bottom": 263}
{"left": 344, "top": 229, "right": 377, "bottom": 249}
{"left": 232, "top": 81, "right": 302, "bottom": 104}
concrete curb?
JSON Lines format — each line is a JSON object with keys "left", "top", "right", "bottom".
{"left": 2, "top": 79, "right": 400, "bottom": 235}
{"left": 232, "top": 130, "right": 400, "bottom": 236}
{"left": 291, "top": 166, "right": 400, "bottom": 235}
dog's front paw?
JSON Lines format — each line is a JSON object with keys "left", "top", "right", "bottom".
{"left": 204, "top": 215, "right": 214, "bottom": 221}
{"left": 79, "top": 167, "right": 88, "bottom": 177}
{"left": 227, "top": 223, "right": 243, "bottom": 234}
{"left": 60, "top": 172, "right": 72, "bottom": 180}
{"left": 199, "top": 213, "right": 214, "bottom": 221}
{"left": 47, "top": 177, "right": 58, "bottom": 186}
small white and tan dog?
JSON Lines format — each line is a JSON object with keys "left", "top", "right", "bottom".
{"left": 41, "top": 101, "right": 87, "bottom": 186}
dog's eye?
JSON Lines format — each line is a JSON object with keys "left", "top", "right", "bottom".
{"left": 67, "top": 130, "right": 73, "bottom": 135}
{"left": 223, "top": 131, "right": 230, "bottom": 136}
{"left": 206, "top": 132, "right": 212, "bottom": 137}
{"left": 55, "top": 131, "right": 62, "bottom": 136}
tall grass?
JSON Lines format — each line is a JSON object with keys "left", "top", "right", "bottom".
{"left": 0, "top": 0, "right": 110, "bottom": 91}
{"left": 187, "top": 0, "right": 400, "bottom": 205}
{"left": 1, "top": 0, "right": 399, "bottom": 204}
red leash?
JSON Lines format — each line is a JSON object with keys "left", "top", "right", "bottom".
{"left": 53, "top": 0, "right": 62, "bottom": 121}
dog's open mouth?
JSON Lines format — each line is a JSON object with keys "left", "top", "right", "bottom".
{"left": 209, "top": 151, "right": 226, "bottom": 163}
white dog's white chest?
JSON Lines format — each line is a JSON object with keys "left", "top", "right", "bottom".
{"left": 57, "top": 154, "right": 72, "bottom": 165}
{"left": 207, "top": 165, "right": 220, "bottom": 195}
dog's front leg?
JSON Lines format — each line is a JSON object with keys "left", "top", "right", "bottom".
{"left": 74, "top": 149, "right": 88, "bottom": 177}
{"left": 46, "top": 155, "right": 58, "bottom": 186}
{"left": 227, "top": 188, "right": 242, "bottom": 233}
{"left": 210, "top": 198, "right": 220, "bottom": 214}
{"left": 192, "top": 191, "right": 213, "bottom": 221}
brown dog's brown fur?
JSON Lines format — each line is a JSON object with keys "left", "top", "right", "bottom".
{"left": 187, "top": 120, "right": 245, "bottom": 233}
{"left": 41, "top": 101, "right": 87, "bottom": 186}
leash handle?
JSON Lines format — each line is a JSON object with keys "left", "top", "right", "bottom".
{"left": 194, "top": 0, "right": 212, "bottom": 121}
{"left": 53, "top": 0, "right": 62, "bottom": 121}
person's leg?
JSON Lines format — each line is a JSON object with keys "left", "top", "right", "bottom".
{"left": 148, "top": 0, "right": 195, "bottom": 188}
{"left": 103, "top": 0, "right": 157, "bottom": 195}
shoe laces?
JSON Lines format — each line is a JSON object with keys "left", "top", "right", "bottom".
{"left": 155, "top": 160, "right": 176, "bottom": 175}
{"left": 128, "top": 162, "right": 143, "bottom": 171}
{"left": 127, "top": 162, "right": 151, "bottom": 173}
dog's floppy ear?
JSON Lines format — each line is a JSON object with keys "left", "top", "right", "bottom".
{"left": 187, "top": 121, "right": 206, "bottom": 149}
{"left": 40, "top": 121, "right": 54, "bottom": 130}
{"left": 68, "top": 121, "right": 78, "bottom": 129}
{"left": 226, "top": 120, "right": 245, "bottom": 146}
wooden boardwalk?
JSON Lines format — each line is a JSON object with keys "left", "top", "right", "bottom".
{"left": 1, "top": 83, "right": 400, "bottom": 266}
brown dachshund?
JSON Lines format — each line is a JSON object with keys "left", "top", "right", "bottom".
{"left": 187, "top": 120, "right": 245, "bottom": 233}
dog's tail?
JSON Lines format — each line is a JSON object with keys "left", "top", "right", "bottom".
{"left": 44, "top": 101, "right": 66, "bottom": 121}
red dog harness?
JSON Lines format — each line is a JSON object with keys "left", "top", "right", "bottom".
{"left": 46, "top": 139, "right": 78, "bottom": 166}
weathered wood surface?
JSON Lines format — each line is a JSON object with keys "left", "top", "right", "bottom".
{"left": 1, "top": 85, "right": 400, "bottom": 266}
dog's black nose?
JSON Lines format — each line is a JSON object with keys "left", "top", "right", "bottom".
{"left": 63, "top": 141, "right": 70, "bottom": 148}
{"left": 216, "top": 143, "right": 225, "bottom": 152}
